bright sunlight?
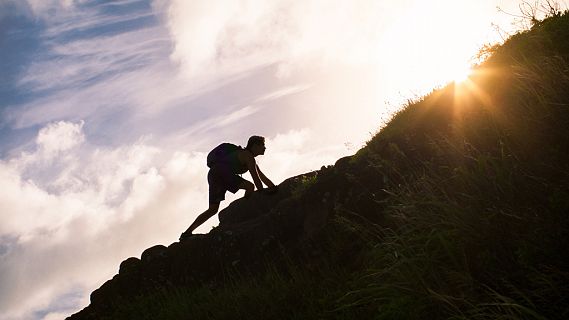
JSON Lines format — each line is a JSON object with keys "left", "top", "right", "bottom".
{"left": 376, "top": 0, "right": 490, "bottom": 104}
{"left": 452, "top": 64, "right": 473, "bottom": 83}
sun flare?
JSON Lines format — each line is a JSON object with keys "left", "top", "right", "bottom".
{"left": 375, "top": 0, "right": 491, "bottom": 104}
{"left": 452, "top": 65, "right": 473, "bottom": 84}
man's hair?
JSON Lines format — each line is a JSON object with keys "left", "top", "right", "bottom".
{"left": 245, "top": 135, "right": 265, "bottom": 150}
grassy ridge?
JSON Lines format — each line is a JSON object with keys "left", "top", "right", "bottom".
{"left": 100, "top": 11, "right": 569, "bottom": 320}
{"left": 347, "top": 11, "right": 569, "bottom": 319}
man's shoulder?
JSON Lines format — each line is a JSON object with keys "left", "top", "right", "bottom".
{"left": 237, "top": 149, "right": 254, "bottom": 162}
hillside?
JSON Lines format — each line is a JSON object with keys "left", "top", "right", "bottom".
{"left": 69, "top": 11, "right": 569, "bottom": 320}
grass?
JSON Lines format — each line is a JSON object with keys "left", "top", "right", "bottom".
{"left": 336, "top": 11, "right": 569, "bottom": 319}
{"left": 291, "top": 173, "right": 319, "bottom": 199}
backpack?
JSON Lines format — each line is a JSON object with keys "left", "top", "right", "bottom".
{"left": 206, "top": 143, "right": 243, "bottom": 168}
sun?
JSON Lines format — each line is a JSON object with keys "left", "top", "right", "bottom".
{"left": 451, "top": 65, "right": 473, "bottom": 84}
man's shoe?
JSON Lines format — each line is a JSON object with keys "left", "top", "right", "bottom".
{"left": 179, "top": 231, "right": 193, "bottom": 241}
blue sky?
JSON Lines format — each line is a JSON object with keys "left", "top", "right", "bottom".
{"left": 0, "top": 0, "right": 531, "bottom": 319}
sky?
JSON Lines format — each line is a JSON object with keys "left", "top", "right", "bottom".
{"left": 0, "top": 0, "right": 542, "bottom": 319}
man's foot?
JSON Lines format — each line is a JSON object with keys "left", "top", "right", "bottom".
{"left": 179, "top": 231, "right": 193, "bottom": 241}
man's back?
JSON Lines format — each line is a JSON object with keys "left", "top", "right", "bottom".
{"left": 207, "top": 143, "right": 248, "bottom": 174}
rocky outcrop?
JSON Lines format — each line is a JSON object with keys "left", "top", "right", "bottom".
{"left": 68, "top": 157, "right": 366, "bottom": 320}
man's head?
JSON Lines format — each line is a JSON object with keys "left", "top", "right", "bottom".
{"left": 245, "top": 135, "right": 266, "bottom": 156}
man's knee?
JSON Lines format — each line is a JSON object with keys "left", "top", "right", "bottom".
{"left": 208, "top": 203, "right": 220, "bottom": 213}
{"left": 241, "top": 180, "right": 254, "bottom": 193}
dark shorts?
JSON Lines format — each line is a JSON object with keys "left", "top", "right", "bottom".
{"left": 208, "top": 167, "right": 246, "bottom": 204}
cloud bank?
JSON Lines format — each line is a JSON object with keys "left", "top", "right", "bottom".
{"left": 165, "top": 0, "right": 392, "bottom": 81}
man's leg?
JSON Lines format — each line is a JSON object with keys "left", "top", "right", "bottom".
{"left": 182, "top": 202, "right": 220, "bottom": 236}
{"left": 239, "top": 180, "right": 255, "bottom": 198}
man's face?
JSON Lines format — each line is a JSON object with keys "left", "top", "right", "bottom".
{"left": 253, "top": 142, "right": 266, "bottom": 156}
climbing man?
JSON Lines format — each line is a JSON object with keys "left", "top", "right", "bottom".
{"left": 180, "top": 135, "right": 277, "bottom": 240}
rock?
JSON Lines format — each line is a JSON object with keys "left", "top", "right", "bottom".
{"left": 119, "top": 257, "right": 140, "bottom": 275}
{"left": 334, "top": 156, "right": 353, "bottom": 170}
{"left": 141, "top": 245, "right": 168, "bottom": 262}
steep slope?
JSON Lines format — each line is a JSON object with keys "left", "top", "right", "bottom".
{"left": 70, "top": 11, "right": 569, "bottom": 320}
{"left": 69, "top": 163, "right": 367, "bottom": 319}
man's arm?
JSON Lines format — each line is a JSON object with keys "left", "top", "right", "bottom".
{"left": 256, "top": 165, "right": 275, "bottom": 188}
{"left": 244, "top": 153, "right": 264, "bottom": 190}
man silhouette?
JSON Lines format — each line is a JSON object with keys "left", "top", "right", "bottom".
{"left": 180, "top": 136, "right": 276, "bottom": 240}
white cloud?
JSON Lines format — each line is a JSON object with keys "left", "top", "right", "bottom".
{"left": 259, "top": 129, "right": 347, "bottom": 182}
{"left": 217, "top": 105, "right": 259, "bottom": 127}
{"left": 12, "top": 0, "right": 171, "bottom": 101}
{"left": 0, "top": 163, "right": 62, "bottom": 236}
{"left": 175, "top": 105, "right": 261, "bottom": 140}
{"left": 268, "top": 128, "right": 309, "bottom": 152}
{"left": 1, "top": 1, "right": 178, "bottom": 135}
{"left": 14, "top": 0, "right": 82, "bottom": 20}
{"left": 11, "top": 61, "right": 180, "bottom": 130}
{"left": 163, "top": 0, "right": 390, "bottom": 81}
{"left": 18, "top": 26, "right": 169, "bottom": 93}
{"left": 43, "top": 312, "right": 73, "bottom": 320}
{"left": 0, "top": 122, "right": 206, "bottom": 319}
{"left": 36, "top": 120, "right": 85, "bottom": 158}
{"left": 256, "top": 84, "right": 312, "bottom": 102}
